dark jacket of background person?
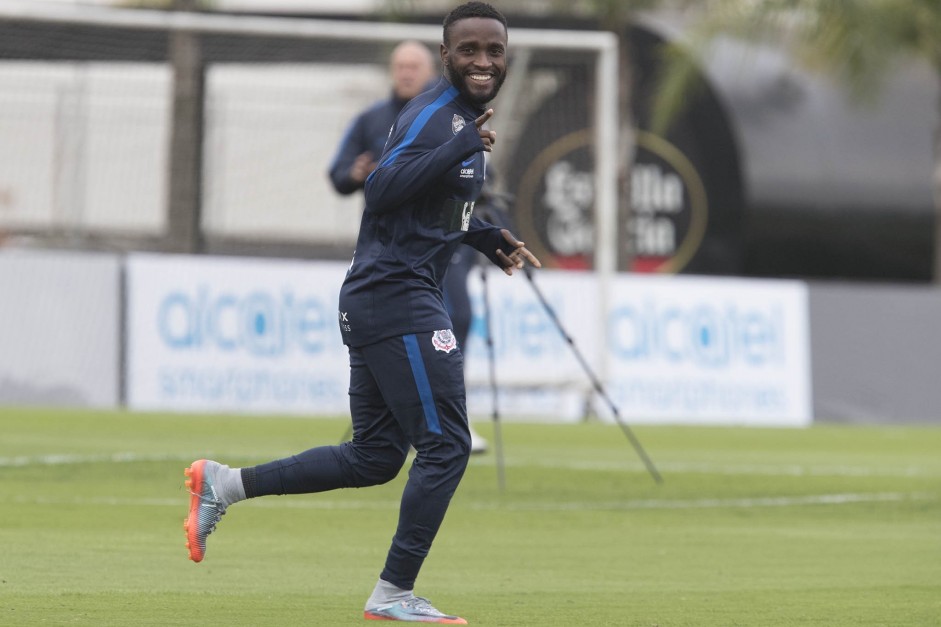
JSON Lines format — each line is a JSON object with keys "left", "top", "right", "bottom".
{"left": 327, "top": 93, "right": 407, "bottom": 196}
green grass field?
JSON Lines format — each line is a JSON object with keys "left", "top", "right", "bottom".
{"left": 1, "top": 408, "right": 939, "bottom": 626}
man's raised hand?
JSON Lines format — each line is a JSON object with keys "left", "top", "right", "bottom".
{"left": 475, "top": 109, "right": 497, "bottom": 152}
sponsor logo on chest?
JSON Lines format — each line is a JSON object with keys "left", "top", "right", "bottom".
{"left": 460, "top": 157, "right": 476, "bottom": 179}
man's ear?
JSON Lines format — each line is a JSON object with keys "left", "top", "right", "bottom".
{"left": 439, "top": 43, "right": 449, "bottom": 66}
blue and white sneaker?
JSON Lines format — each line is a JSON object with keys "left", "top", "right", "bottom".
{"left": 364, "top": 596, "right": 467, "bottom": 624}
{"left": 183, "top": 459, "right": 226, "bottom": 563}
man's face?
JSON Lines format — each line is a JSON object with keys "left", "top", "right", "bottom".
{"left": 391, "top": 43, "right": 436, "bottom": 101}
{"left": 441, "top": 17, "right": 508, "bottom": 106}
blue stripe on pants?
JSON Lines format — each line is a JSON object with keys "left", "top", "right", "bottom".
{"left": 402, "top": 334, "right": 442, "bottom": 435}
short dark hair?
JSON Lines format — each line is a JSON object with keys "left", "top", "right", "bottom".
{"left": 442, "top": 2, "right": 507, "bottom": 46}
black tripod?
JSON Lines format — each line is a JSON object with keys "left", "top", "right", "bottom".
{"left": 477, "top": 263, "right": 662, "bottom": 486}
{"left": 476, "top": 254, "right": 506, "bottom": 491}
{"left": 515, "top": 265, "right": 663, "bottom": 484}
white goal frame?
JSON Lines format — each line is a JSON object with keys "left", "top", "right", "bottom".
{"left": 0, "top": 0, "right": 619, "bottom": 397}
{"left": 0, "top": 0, "right": 619, "bottom": 279}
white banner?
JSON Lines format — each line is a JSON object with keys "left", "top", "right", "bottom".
{"left": 604, "top": 274, "right": 812, "bottom": 426}
{"left": 126, "top": 254, "right": 811, "bottom": 425}
{"left": 126, "top": 254, "right": 350, "bottom": 414}
{"left": 465, "top": 270, "right": 812, "bottom": 426}
{"left": 464, "top": 268, "right": 599, "bottom": 386}
{"left": 463, "top": 267, "right": 599, "bottom": 422}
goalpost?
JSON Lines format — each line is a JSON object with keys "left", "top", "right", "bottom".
{"left": 0, "top": 0, "right": 618, "bottom": 274}
{"left": 0, "top": 0, "right": 619, "bottom": 414}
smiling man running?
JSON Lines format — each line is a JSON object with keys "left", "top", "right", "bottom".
{"left": 182, "top": 2, "right": 540, "bottom": 624}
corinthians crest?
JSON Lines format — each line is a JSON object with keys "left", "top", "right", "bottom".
{"left": 431, "top": 329, "right": 457, "bottom": 353}
{"left": 451, "top": 114, "right": 465, "bottom": 135}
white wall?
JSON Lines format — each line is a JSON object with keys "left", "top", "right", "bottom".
{"left": 0, "top": 249, "right": 121, "bottom": 407}
{"left": 124, "top": 253, "right": 813, "bottom": 426}
{"left": 0, "top": 249, "right": 813, "bottom": 424}
{"left": 0, "top": 62, "right": 170, "bottom": 233}
{"left": 0, "top": 60, "right": 386, "bottom": 243}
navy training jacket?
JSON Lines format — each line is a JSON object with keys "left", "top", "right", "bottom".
{"left": 337, "top": 77, "right": 513, "bottom": 347}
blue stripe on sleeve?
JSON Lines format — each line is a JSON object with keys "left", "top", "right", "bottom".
{"left": 402, "top": 334, "right": 442, "bottom": 435}
{"left": 377, "top": 86, "right": 459, "bottom": 169}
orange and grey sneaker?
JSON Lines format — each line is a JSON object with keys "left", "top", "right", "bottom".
{"left": 183, "top": 459, "right": 226, "bottom": 563}
{"left": 364, "top": 597, "right": 468, "bottom": 624}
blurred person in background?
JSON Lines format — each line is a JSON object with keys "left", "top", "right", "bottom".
{"left": 328, "top": 40, "right": 435, "bottom": 196}
{"left": 328, "top": 38, "right": 490, "bottom": 455}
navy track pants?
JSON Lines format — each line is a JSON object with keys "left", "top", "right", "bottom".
{"left": 245, "top": 331, "right": 472, "bottom": 590}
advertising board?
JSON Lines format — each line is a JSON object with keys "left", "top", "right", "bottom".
{"left": 465, "top": 269, "right": 812, "bottom": 426}
{"left": 126, "top": 254, "right": 349, "bottom": 415}
{"left": 126, "top": 254, "right": 811, "bottom": 425}
{"left": 605, "top": 274, "right": 812, "bottom": 425}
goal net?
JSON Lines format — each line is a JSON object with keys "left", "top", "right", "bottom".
{"left": 0, "top": 1, "right": 618, "bottom": 419}
{"left": 0, "top": 1, "right": 617, "bottom": 269}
